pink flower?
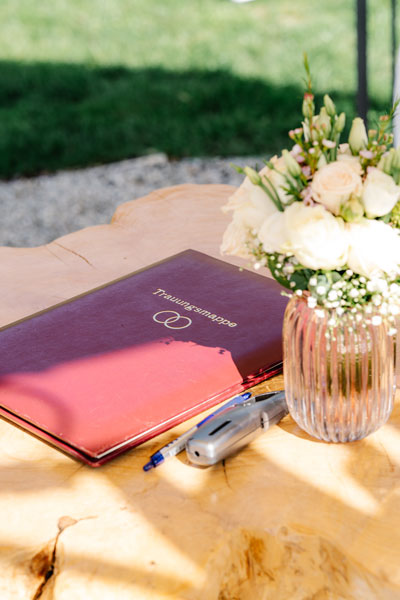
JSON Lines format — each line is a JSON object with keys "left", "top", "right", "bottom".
{"left": 291, "top": 144, "right": 302, "bottom": 155}
{"left": 322, "top": 139, "right": 336, "bottom": 149}
{"left": 359, "top": 149, "right": 375, "bottom": 160}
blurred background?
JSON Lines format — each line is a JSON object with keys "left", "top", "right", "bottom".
{"left": 0, "top": 0, "right": 396, "bottom": 244}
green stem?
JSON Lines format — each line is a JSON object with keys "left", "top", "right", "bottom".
{"left": 259, "top": 178, "right": 284, "bottom": 212}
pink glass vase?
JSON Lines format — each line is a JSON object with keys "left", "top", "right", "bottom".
{"left": 283, "top": 295, "right": 396, "bottom": 442}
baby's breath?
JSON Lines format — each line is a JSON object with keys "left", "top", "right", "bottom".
{"left": 253, "top": 251, "right": 400, "bottom": 318}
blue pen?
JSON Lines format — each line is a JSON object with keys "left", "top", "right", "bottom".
{"left": 143, "top": 391, "right": 252, "bottom": 471}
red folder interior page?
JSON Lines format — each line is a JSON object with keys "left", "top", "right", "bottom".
{"left": 0, "top": 250, "right": 288, "bottom": 461}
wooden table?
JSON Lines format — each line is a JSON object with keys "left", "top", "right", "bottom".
{"left": 1, "top": 184, "right": 400, "bottom": 600}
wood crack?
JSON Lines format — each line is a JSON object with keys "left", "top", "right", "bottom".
{"left": 44, "top": 244, "right": 69, "bottom": 266}
{"left": 30, "top": 516, "right": 95, "bottom": 600}
{"left": 378, "top": 440, "right": 396, "bottom": 473}
{"left": 53, "top": 242, "right": 95, "bottom": 267}
{"left": 31, "top": 538, "right": 58, "bottom": 600}
{"left": 222, "top": 459, "right": 232, "bottom": 490}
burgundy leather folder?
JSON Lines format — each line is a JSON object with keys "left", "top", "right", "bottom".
{"left": 0, "top": 250, "right": 288, "bottom": 465}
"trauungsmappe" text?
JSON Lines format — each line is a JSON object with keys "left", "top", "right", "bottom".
{"left": 152, "top": 289, "right": 237, "bottom": 327}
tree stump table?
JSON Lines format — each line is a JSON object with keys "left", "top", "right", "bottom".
{"left": 1, "top": 184, "right": 399, "bottom": 599}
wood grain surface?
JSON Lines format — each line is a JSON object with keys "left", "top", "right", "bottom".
{"left": 1, "top": 184, "right": 399, "bottom": 600}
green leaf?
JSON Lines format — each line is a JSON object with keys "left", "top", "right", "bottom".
{"left": 290, "top": 269, "right": 311, "bottom": 290}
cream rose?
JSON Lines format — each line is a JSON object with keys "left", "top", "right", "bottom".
{"left": 347, "top": 219, "right": 400, "bottom": 278}
{"left": 311, "top": 161, "right": 362, "bottom": 215}
{"left": 361, "top": 167, "right": 400, "bottom": 218}
{"left": 337, "top": 154, "right": 363, "bottom": 176}
{"left": 259, "top": 202, "right": 348, "bottom": 270}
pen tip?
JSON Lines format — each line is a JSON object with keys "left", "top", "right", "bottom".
{"left": 143, "top": 461, "right": 154, "bottom": 472}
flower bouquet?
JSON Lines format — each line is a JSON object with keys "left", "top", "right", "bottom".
{"left": 221, "top": 58, "right": 400, "bottom": 442}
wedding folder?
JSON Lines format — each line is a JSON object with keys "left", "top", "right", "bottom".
{"left": 0, "top": 250, "right": 288, "bottom": 465}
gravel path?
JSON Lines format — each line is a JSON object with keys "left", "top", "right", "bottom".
{"left": 0, "top": 154, "right": 260, "bottom": 247}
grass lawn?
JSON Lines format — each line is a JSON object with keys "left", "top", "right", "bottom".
{"left": 0, "top": 0, "right": 395, "bottom": 178}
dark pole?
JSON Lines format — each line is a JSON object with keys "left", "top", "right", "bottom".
{"left": 392, "top": 0, "right": 397, "bottom": 95}
{"left": 357, "top": 0, "right": 368, "bottom": 125}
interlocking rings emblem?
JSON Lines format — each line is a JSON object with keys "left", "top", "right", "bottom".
{"left": 153, "top": 310, "right": 192, "bottom": 330}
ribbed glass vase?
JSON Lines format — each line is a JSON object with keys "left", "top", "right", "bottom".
{"left": 283, "top": 295, "right": 396, "bottom": 442}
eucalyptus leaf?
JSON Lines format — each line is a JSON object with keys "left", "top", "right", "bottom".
{"left": 290, "top": 270, "right": 311, "bottom": 290}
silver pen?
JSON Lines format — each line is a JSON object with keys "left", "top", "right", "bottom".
{"left": 185, "top": 390, "right": 287, "bottom": 466}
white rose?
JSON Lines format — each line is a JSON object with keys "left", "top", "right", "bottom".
{"left": 221, "top": 171, "right": 280, "bottom": 257}
{"left": 220, "top": 218, "right": 252, "bottom": 258}
{"left": 258, "top": 211, "right": 292, "bottom": 254}
{"left": 222, "top": 174, "right": 279, "bottom": 233}
{"left": 361, "top": 167, "right": 400, "bottom": 218}
{"left": 287, "top": 203, "right": 348, "bottom": 269}
{"left": 347, "top": 219, "right": 400, "bottom": 278}
{"left": 259, "top": 202, "right": 348, "bottom": 270}
{"left": 311, "top": 161, "right": 363, "bottom": 215}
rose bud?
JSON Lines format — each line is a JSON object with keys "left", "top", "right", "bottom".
{"left": 302, "top": 93, "right": 315, "bottom": 120}
{"left": 348, "top": 117, "right": 368, "bottom": 154}
{"left": 282, "top": 149, "right": 302, "bottom": 177}
{"left": 323, "top": 94, "right": 336, "bottom": 117}
{"left": 334, "top": 112, "right": 346, "bottom": 134}
{"left": 243, "top": 166, "right": 262, "bottom": 185}
{"left": 316, "top": 107, "right": 331, "bottom": 136}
